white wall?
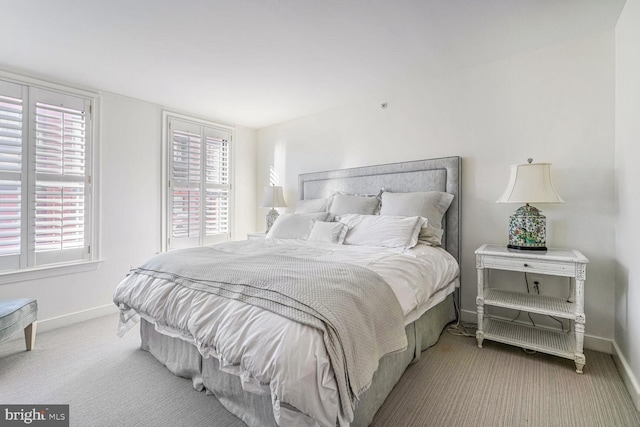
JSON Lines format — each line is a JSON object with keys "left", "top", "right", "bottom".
{"left": 257, "top": 31, "right": 616, "bottom": 349}
{"left": 0, "top": 89, "right": 257, "bottom": 330}
{"left": 615, "top": 0, "right": 640, "bottom": 409}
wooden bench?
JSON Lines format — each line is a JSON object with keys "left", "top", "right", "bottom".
{"left": 0, "top": 298, "right": 38, "bottom": 350}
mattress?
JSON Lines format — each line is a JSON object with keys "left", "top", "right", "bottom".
{"left": 202, "top": 238, "right": 460, "bottom": 323}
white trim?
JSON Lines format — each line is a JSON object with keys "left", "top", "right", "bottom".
{"left": 161, "top": 109, "right": 234, "bottom": 131}
{"left": 583, "top": 334, "right": 612, "bottom": 354}
{"left": 161, "top": 111, "right": 169, "bottom": 252}
{"left": 613, "top": 340, "right": 640, "bottom": 411}
{"left": 0, "top": 259, "right": 104, "bottom": 285}
{"left": 461, "top": 308, "right": 478, "bottom": 324}
{"left": 1, "top": 303, "right": 119, "bottom": 345}
{"left": 228, "top": 132, "right": 236, "bottom": 241}
{"left": 37, "top": 303, "right": 118, "bottom": 333}
{"left": 91, "top": 94, "right": 102, "bottom": 261}
{"left": 0, "top": 69, "right": 98, "bottom": 100}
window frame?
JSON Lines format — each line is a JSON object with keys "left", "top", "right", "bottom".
{"left": 161, "top": 110, "right": 234, "bottom": 252}
{"left": 0, "top": 70, "right": 101, "bottom": 284}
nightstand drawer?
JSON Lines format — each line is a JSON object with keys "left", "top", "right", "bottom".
{"left": 481, "top": 255, "right": 575, "bottom": 276}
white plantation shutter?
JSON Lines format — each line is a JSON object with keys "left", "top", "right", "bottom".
{"left": 34, "top": 181, "right": 85, "bottom": 251}
{"left": 0, "top": 81, "right": 24, "bottom": 269}
{"left": 0, "top": 78, "right": 93, "bottom": 271}
{"left": 171, "top": 125, "right": 201, "bottom": 244}
{"left": 0, "top": 94, "right": 22, "bottom": 173}
{"left": 0, "top": 81, "right": 24, "bottom": 267}
{"left": 32, "top": 89, "right": 90, "bottom": 265}
{"left": 34, "top": 96, "right": 87, "bottom": 254}
{"left": 167, "top": 117, "right": 231, "bottom": 250}
{"left": 0, "top": 180, "right": 21, "bottom": 258}
{"left": 34, "top": 101, "right": 86, "bottom": 176}
{"left": 203, "top": 127, "right": 229, "bottom": 238}
{"left": 205, "top": 188, "right": 228, "bottom": 236}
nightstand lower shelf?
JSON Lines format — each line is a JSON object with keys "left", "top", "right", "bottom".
{"left": 480, "top": 318, "right": 576, "bottom": 361}
{"left": 484, "top": 289, "right": 575, "bottom": 319}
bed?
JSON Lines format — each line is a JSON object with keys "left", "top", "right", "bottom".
{"left": 114, "top": 156, "right": 461, "bottom": 427}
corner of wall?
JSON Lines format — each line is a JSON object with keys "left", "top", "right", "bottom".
{"left": 613, "top": 340, "right": 640, "bottom": 411}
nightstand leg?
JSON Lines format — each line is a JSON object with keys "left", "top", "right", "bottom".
{"left": 476, "top": 304, "right": 485, "bottom": 348}
{"left": 476, "top": 267, "right": 485, "bottom": 348}
{"left": 476, "top": 304, "right": 484, "bottom": 348}
{"left": 574, "top": 320, "right": 586, "bottom": 373}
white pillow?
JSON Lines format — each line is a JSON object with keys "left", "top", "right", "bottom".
{"left": 329, "top": 194, "right": 380, "bottom": 216}
{"left": 295, "top": 198, "right": 328, "bottom": 214}
{"left": 380, "top": 191, "right": 454, "bottom": 246}
{"left": 338, "top": 214, "right": 425, "bottom": 249}
{"left": 308, "top": 221, "right": 349, "bottom": 244}
{"left": 266, "top": 213, "right": 330, "bottom": 239}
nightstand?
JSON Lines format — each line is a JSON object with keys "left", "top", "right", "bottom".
{"left": 247, "top": 232, "right": 267, "bottom": 240}
{"left": 475, "top": 244, "right": 589, "bottom": 373}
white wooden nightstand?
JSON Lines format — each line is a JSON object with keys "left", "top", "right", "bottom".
{"left": 475, "top": 244, "right": 589, "bottom": 373}
{"left": 247, "top": 232, "right": 267, "bottom": 240}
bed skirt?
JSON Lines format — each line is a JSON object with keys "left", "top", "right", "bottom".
{"left": 139, "top": 293, "right": 456, "bottom": 426}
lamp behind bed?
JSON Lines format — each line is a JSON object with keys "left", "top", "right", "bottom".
{"left": 261, "top": 185, "right": 287, "bottom": 232}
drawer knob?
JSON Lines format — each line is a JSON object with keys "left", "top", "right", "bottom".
{"left": 524, "top": 263, "right": 529, "bottom": 267}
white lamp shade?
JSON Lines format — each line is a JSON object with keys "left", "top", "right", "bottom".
{"left": 261, "top": 185, "right": 287, "bottom": 208}
{"left": 497, "top": 162, "right": 564, "bottom": 204}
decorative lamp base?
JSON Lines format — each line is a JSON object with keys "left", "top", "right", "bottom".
{"left": 508, "top": 244, "right": 548, "bottom": 251}
{"left": 266, "top": 208, "right": 279, "bottom": 233}
{"left": 507, "top": 204, "right": 547, "bottom": 251}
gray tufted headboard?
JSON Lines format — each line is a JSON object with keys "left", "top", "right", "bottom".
{"left": 298, "top": 156, "right": 461, "bottom": 264}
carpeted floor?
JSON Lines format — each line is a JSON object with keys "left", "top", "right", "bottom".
{"left": 372, "top": 326, "right": 640, "bottom": 427}
{"left": 1, "top": 314, "right": 638, "bottom": 426}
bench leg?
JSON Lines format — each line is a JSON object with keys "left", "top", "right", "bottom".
{"left": 24, "top": 321, "right": 37, "bottom": 351}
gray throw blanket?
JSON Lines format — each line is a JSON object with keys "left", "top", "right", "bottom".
{"left": 131, "top": 246, "right": 408, "bottom": 421}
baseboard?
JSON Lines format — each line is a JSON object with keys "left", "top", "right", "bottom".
{"left": 613, "top": 341, "right": 640, "bottom": 412}
{"left": 460, "top": 308, "right": 477, "bottom": 324}
{"left": 38, "top": 304, "right": 119, "bottom": 333}
{"left": 459, "top": 308, "right": 613, "bottom": 353}
{"left": 2, "top": 303, "right": 119, "bottom": 345}
{"left": 585, "top": 335, "right": 614, "bottom": 354}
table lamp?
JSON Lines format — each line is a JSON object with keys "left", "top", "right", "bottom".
{"left": 261, "top": 185, "right": 287, "bottom": 232}
{"left": 497, "top": 158, "right": 564, "bottom": 251}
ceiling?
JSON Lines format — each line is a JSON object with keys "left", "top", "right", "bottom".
{"left": 0, "top": 0, "right": 625, "bottom": 129}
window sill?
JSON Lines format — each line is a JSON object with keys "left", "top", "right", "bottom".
{"left": 0, "top": 259, "right": 105, "bottom": 285}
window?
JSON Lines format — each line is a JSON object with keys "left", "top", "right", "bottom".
{"left": 0, "top": 77, "right": 96, "bottom": 273}
{"left": 164, "top": 113, "right": 232, "bottom": 250}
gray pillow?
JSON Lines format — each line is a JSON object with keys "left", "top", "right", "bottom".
{"left": 266, "top": 212, "right": 330, "bottom": 239}
{"left": 380, "top": 191, "right": 454, "bottom": 246}
{"left": 329, "top": 194, "right": 380, "bottom": 216}
{"left": 307, "top": 221, "right": 349, "bottom": 244}
{"left": 295, "top": 198, "right": 328, "bottom": 214}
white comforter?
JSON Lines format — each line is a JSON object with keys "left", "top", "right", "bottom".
{"left": 114, "top": 239, "right": 459, "bottom": 427}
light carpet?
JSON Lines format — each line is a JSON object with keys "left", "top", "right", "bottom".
{"left": 1, "top": 314, "right": 638, "bottom": 426}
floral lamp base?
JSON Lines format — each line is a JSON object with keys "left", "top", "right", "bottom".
{"left": 266, "top": 208, "right": 279, "bottom": 233}
{"left": 508, "top": 204, "right": 547, "bottom": 251}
